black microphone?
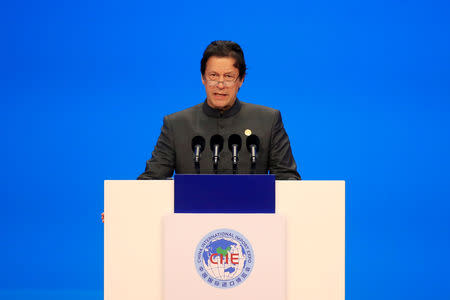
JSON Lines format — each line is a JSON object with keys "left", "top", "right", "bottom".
{"left": 210, "top": 135, "right": 224, "bottom": 169}
{"left": 246, "top": 134, "right": 260, "bottom": 165}
{"left": 228, "top": 134, "right": 242, "bottom": 171}
{"left": 191, "top": 136, "right": 205, "bottom": 164}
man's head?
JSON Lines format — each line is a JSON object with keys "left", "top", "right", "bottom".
{"left": 201, "top": 41, "right": 246, "bottom": 111}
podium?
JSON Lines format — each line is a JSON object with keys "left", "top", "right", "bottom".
{"left": 104, "top": 176, "right": 345, "bottom": 300}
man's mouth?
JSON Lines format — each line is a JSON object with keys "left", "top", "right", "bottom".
{"left": 214, "top": 92, "right": 228, "bottom": 97}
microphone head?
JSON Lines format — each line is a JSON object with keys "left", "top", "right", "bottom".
{"left": 191, "top": 136, "right": 205, "bottom": 152}
{"left": 210, "top": 134, "right": 224, "bottom": 151}
{"left": 228, "top": 134, "right": 242, "bottom": 151}
{"left": 246, "top": 134, "right": 260, "bottom": 152}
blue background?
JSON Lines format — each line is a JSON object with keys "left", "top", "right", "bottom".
{"left": 2, "top": 0, "right": 449, "bottom": 299}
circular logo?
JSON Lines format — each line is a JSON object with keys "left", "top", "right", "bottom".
{"left": 244, "top": 129, "right": 252, "bottom": 136}
{"left": 194, "top": 228, "right": 255, "bottom": 289}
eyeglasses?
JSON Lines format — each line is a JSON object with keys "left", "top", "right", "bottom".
{"left": 205, "top": 73, "right": 240, "bottom": 87}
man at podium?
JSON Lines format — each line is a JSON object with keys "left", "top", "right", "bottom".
{"left": 138, "top": 40, "right": 301, "bottom": 180}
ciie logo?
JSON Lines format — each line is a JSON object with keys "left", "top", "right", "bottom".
{"left": 194, "top": 228, "right": 254, "bottom": 289}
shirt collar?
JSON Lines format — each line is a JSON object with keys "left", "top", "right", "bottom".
{"left": 202, "top": 99, "right": 242, "bottom": 118}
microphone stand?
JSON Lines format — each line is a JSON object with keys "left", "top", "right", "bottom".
{"left": 194, "top": 145, "right": 201, "bottom": 174}
{"left": 231, "top": 144, "right": 238, "bottom": 174}
{"left": 250, "top": 144, "right": 256, "bottom": 174}
{"left": 213, "top": 144, "right": 220, "bottom": 174}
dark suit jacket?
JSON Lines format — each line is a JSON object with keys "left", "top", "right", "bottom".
{"left": 138, "top": 100, "right": 301, "bottom": 180}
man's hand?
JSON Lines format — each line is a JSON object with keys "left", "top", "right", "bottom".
{"left": 101, "top": 212, "right": 104, "bottom": 223}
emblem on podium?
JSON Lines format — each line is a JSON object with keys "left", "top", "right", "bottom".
{"left": 194, "top": 228, "right": 255, "bottom": 289}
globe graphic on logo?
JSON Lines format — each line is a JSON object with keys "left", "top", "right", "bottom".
{"left": 194, "top": 229, "right": 254, "bottom": 289}
{"left": 202, "top": 236, "right": 246, "bottom": 280}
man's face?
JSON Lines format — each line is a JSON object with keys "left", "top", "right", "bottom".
{"left": 202, "top": 56, "right": 244, "bottom": 111}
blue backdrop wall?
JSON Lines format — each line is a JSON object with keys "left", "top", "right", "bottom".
{"left": 2, "top": 0, "right": 449, "bottom": 299}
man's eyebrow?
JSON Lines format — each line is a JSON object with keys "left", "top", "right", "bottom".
{"left": 216, "top": 71, "right": 237, "bottom": 75}
{"left": 207, "top": 71, "right": 237, "bottom": 75}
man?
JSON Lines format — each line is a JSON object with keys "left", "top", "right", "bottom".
{"left": 138, "top": 40, "right": 300, "bottom": 180}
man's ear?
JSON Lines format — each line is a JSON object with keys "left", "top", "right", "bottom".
{"left": 238, "top": 74, "right": 245, "bottom": 88}
{"left": 201, "top": 74, "right": 206, "bottom": 85}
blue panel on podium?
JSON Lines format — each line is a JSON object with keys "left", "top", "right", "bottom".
{"left": 174, "top": 174, "right": 275, "bottom": 213}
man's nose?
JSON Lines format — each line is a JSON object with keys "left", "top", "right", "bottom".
{"left": 217, "top": 81, "right": 225, "bottom": 89}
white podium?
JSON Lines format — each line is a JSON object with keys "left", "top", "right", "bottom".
{"left": 104, "top": 180, "right": 345, "bottom": 300}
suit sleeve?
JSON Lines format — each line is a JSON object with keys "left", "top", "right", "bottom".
{"left": 137, "top": 115, "right": 176, "bottom": 179}
{"left": 268, "top": 110, "right": 301, "bottom": 180}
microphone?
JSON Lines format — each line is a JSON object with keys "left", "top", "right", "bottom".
{"left": 191, "top": 136, "right": 205, "bottom": 165}
{"left": 210, "top": 135, "right": 224, "bottom": 169}
{"left": 228, "top": 134, "right": 242, "bottom": 171}
{"left": 246, "top": 134, "right": 260, "bottom": 165}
